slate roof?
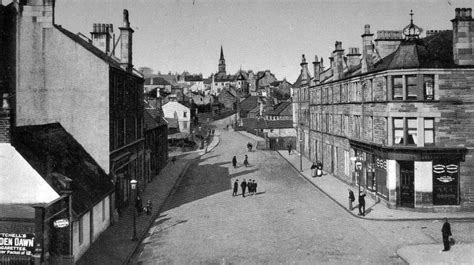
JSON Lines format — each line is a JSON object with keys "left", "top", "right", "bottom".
{"left": 239, "top": 96, "right": 259, "bottom": 111}
{"left": 145, "top": 77, "right": 171, "bottom": 86}
{"left": 293, "top": 72, "right": 303, "bottom": 88}
{"left": 214, "top": 74, "right": 236, "bottom": 82}
{"left": 144, "top": 109, "right": 166, "bottom": 131}
{"left": 184, "top": 75, "right": 203, "bottom": 82}
{"left": 266, "top": 101, "right": 292, "bottom": 116}
{"left": 165, "top": 117, "right": 179, "bottom": 129}
{"left": 241, "top": 118, "right": 293, "bottom": 129}
{"left": 13, "top": 123, "right": 114, "bottom": 217}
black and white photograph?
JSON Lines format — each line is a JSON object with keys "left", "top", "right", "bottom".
{"left": 1, "top": 0, "right": 474, "bottom": 264}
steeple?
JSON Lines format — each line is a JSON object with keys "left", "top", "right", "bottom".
{"left": 218, "top": 45, "right": 226, "bottom": 75}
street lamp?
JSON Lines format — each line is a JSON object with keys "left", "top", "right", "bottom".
{"left": 355, "top": 158, "right": 363, "bottom": 194}
{"left": 299, "top": 125, "right": 303, "bottom": 172}
{"left": 130, "top": 179, "right": 138, "bottom": 241}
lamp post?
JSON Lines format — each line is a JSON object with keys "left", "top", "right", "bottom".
{"left": 299, "top": 129, "right": 303, "bottom": 172}
{"left": 130, "top": 179, "right": 138, "bottom": 241}
{"left": 355, "top": 158, "right": 363, "bottom": 194}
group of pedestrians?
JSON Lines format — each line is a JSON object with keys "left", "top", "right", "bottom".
{"left": 232, "top": 155, "right": 250, "bottom": 168}
{"left": 233, "top": 179, "right": 258, "bottom": 197}
{"left": 347, "top": 189, "right": 366, "bottom": 216}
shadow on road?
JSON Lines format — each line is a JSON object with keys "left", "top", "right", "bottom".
{"left": 161, "top": 152, "right": 260, "bottom": 212}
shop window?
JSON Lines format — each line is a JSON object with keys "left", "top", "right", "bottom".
{"left": 424, "top": 75, "right": 434, "bottom": 100}
{"left": 424, "top": 118, "right": 434, "bottom": 145}
{"left": 393, "top": 118, "right": 404, "bottom": 145}
{"left": 344, "top": 150, "right": 350, "bottom": 176}
{"left": 392, "top": 76, "right": 403, "bottom": 100}
{"left": 406, "top": 75, "right": 418, "bottom": 100}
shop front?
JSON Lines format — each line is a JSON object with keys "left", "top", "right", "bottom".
{"left": 349, "top": 140, "right": 466, "bottom": 210}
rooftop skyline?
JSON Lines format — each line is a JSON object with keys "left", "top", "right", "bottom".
{"left": 50, "top": 0, "right": 474, "bottom": 82}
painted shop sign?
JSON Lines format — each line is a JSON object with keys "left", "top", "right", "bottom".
{"left": 432, "top": 160, "right": 459, "bottom": 205}
{"left": 0, "top": 233, "right": 35, "bottom": 256}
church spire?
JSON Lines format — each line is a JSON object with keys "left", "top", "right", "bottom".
{"left": 218, "top": 45, "right": 226, "bottom": 74}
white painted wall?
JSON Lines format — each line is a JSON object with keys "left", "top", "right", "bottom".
{"left": 91, "top": 197, "right": 110, "bottom": 242}
{"left": 415, "top": 161, "right": 432, "bottom": 192}
{"left": 16, "top": 6, "right": 110, "bottom": 173}
{"left": 162, "top": 102, "right": 191, "bottom": 133}
{"left": 73, "top": 212, "right": 91, "bottom": 261}
{"left": 386, "top": 160, "right": 397, "bottom": 190}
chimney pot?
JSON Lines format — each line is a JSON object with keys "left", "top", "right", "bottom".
{"left": 123, "top": 9, "right": 130, "bottom": 28}
{"left": 455, "top": 8, "right": 461, "bottom": 18}
{"left": 93, "top": 23, "right": 97, "bottom": 32}
{"left": 364, "top": 24, "right": 371, "bottom": 35}
{"left": 460, "top": 8, "right": 466, "bottom": 18}
{"left": 467, "top": 8, "right": 472, "bottom": 18}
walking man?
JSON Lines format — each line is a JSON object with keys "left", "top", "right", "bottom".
{"left": 232, "top": 156, "right": 237, "bottom": 168}
{"left": 253, "top": 180, "right": 257, "bottom": 195}
{"left": 248, "top": 179, "right": 253, "bottom": 195}
{"left": 442, "top": 217, "right": 452, "bottom": 251}
{"left": 348, "top": 189, "right": 355, "bottom": 210}
{"left": 241, "top": 179, "right": 247, "bottom": 197}
{"left": 358, "top": 189, "right": 366, "bottom": 216}
{"left": 233, "top": 180, "right": 239, "bottom": 196}
{"left": 287, "top": 143, "right": 292, "bottom": 155}
{"left": 244, "top": 155, "right": 249, "bottom": 167}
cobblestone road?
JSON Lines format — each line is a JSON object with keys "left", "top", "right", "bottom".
{"left": 132, "top": 129, "right": 474, "bottom": 264}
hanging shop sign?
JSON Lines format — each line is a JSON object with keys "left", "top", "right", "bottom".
{"left": 0, "top": 233, "right": 35, "bottom": 256}
{"left": 53, "top": 218, "right": 70, "bottom": 228}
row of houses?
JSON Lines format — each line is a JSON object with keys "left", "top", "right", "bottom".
{"left": 293, "top": 8, "right": 474, "bottom": 211}
{"left": 0, "top": 1, "right": 167, "bottom": 263}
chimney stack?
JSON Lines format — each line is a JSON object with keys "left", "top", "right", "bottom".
{"left": 120, "top": 9, "right": 134, "bottom": 72}
{"left": 346, "top": 47, "right": 361, "bottom": 70}
{"left": 312, "top": 55, "right": 320, "bottom": 85}
{"left": 300, "top": 54, "right": 311, "bottom": 86}
{"left": 361, "top": 24, "right": 375, "bottom": 73}
{"left": 332, "top": 41, "right": 345, "bottom": 81}
{"left": 452, "top": 8, "right": 474, "bottom": 66}
{"left": 91, "top": 23, "right": 114, "bottom": 55}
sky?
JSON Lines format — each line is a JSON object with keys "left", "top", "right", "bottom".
{"left": 49, "top": 0, "right": 474, "bottom": 82}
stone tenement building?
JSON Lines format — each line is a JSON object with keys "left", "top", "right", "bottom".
{"left": 294, "top": 8, "right": 474, "bottom": 211}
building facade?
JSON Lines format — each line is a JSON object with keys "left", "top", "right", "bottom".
{"left": 294, "top": 8, "right": 474, "bottom": 211}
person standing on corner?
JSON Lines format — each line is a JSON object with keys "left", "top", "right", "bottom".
{"left": 441, "top": 217, "right": 452, "bottom": 251}
{"left": 287, "top": 143, "right": 292, "bottom": 155}
{"left": 348, "top": 189, "right": 355, "bottom": 210}
{"left": 241, "top": 179, "right": 247, "bottom": 197}
{"left": 358, "top": 189, "right": 366, "bottom": 216}
{"left": 233, "top": 179, "right": 239, "bottom": 196}
{"left": 244, "top": 155, "right": 249, "bottom": 167}
{"left": 232, "top": 156, "right": 237, "bottom": 168}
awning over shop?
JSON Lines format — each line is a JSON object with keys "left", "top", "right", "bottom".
{"left": 0, "top": 143, "right": 60, "bottom": 204}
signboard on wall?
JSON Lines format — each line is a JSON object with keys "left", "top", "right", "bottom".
{"left": 0, "top": 233, "right": 35, "bottom": 256}
{"left": 432, "top": 160, "right": 459, "bottom": 205}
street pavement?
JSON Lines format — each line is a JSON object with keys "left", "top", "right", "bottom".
{"left": 132, "top": 129, "right": 405, "bottom": 264}
{"left": 76, "top": 135, "right": 217, "bottom": 265}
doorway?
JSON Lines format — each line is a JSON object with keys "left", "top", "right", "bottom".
{"left": 399, "top": 161, "right": 414, "bottom": 207}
